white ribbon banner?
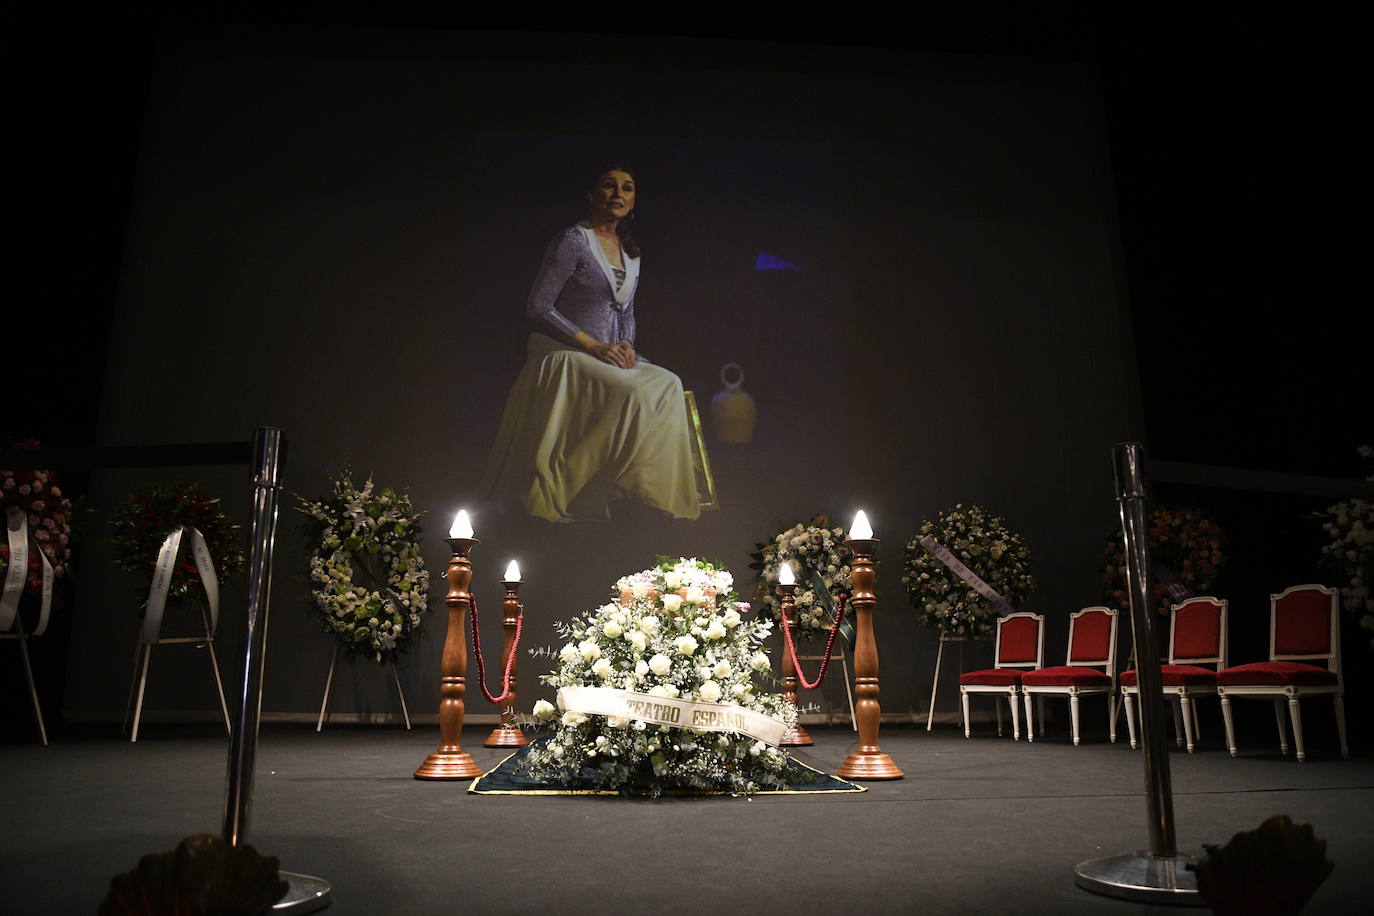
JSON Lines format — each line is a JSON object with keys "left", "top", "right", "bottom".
{"left": 557, "top": 685, "right": 788, "bottom": 747}
{"left": 34, "top": 546, "right": 52, "bottom": 636}
{"left": 143, "top": 526, "right": 220, "bottom": 645}
{"left": 918, "top": 535, "right": 1013, "bottom": 616}
{"left": 1, "top": 507, "right": 27, "bottom": 632}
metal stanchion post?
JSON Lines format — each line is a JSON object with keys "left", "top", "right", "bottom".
{"left": 1074, "top": 443, "right": 1200, "bottom": 904}
{"left": 223, "top": 428, "right": 330, "bottom": 912}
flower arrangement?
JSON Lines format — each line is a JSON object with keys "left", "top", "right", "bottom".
{"left": 748, "top": 515, "right": 852, "bottom": 636}
{"left": 1, "top": 441, "right": 75, "bottom": 592}
{"left": 296, "top": 467, "right": 430, "bottom": 663}
{"left": 522, "top": 557, "right": 797, "bottom": 795}
{"left": 1315, "top": 446, "right": 1373, "bottom": 645}
{"left": 1101, "top": 506, "right": 1225, "bottom": 614}
{"left": 109, "top": 483, "right": 245, "bottom": 609}
{"left": 903, "top": 504, "right": 1036, "bottom": 638}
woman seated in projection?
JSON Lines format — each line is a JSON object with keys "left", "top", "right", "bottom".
{"left": 480, "top": 165, "right": 701, "bottom": 523}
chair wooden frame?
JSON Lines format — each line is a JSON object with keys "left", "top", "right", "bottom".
{"left": 1023, "top": 607, "right": 1119, "bottom": 745}
{"left": 1218, "top": 584, "right": 1348, "bottom": 762}
{"left": 1121, "top": 596, "right": 1228, "bottom": 753}
{"left": 959, "top": 611, "right": 1044, "bottom": 741}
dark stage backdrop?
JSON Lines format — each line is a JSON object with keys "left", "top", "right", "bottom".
{"left": 65, "top": 26, "right": 1143, "bottom": 725}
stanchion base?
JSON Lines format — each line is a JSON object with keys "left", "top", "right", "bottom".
{"left": 1074, "top": 852, "right": 1202, "bottom": 906}
{"left": 836, "top": 748, "right": 904, "bottom": 780}
{"left": 274, "top": 871, "right": 331, "bottom": 913}
{"left": 414, "top": 749, "right": 483, "bottom": 780}
{"left": 484, "top": 726, "right": 529, "bottom": 748}
{"left": 781, "top": 724, "right": 813, "bottom": 746}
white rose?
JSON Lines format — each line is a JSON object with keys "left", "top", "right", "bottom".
{"left": 606, "top": 716, "right": 628, "bottom": 728}
{"left": 713, "top": 659, "right": 732, "bottom": 678}
{"left": 559, "top": 643, "right": 580, "bottom": 665}
{"left": 731, "top": 683, "right": 749, "bottom": 697}
{"left": 673, "top": 635, "right": 698, "bottom": 656}
{"left": 561, "top": 711, "right": 588, "bottom": 726}
{"left": 533, "top": 699, "right": 556, "bottom": 720}
{"left": 665, "top": 684, "right": 680, "bottom": 698}
{"left": 704, "top": 620, "right": 727, "bottom": 640}
{"left": 751, "top": 740, "right": 767, "bottom": 756}
{"left": 661, "top": 594, "right": 683, "bottom": 613}
{"left": 602, "top": 620, "right": 623, "bottom": 639}
{"left": 632, "top": 581, "right": 651, "bottom": 598}
{"left": 648, "top": 653, "right": 673, "bottom": 676}
{"left": 722, "top": 609, "right": 742, "bottom": 628}
{"left": 684, "top": 585, "right": 706, "bottom": 605}
{"left": 697, "top": 666, "right": 714, "bottom": 681}
{"left": 698, "top": 680, "right": 722, "bottom": 702}
{"left": 601, "top": 603, "right": 620, "bottom": 617}
{"left": 626, "top": 630, "right": 646, "bottom": 652}
{"left": 591, "top": 658, "right": 615, "bottom": 679}
{"left": 664, "top": 571, "right": 684, "bottom": 589}
{"left": 752, "top": 651, "right": 771, "bottom": 672}
{"left": 647, "top": 685, "right": 672, "bottom": 698}
{"left": 641, "top": 614, "right": 661, "bottom": 632}
{"left": 635, "top": 659, "right": 650, "bottom": 677}
{"left": 579, "top": 640, "right": 601, "bottom": 662}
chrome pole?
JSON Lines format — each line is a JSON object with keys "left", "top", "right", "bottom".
{"left": 222, "top": 427, "right": 330, "bottom": 912}
{"left": 1074, "top": 443, "right": 1199, "bottom": 905}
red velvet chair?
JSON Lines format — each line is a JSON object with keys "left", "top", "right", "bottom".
{"left": 958, "top": 612, "right": 1044, "bottom": 741}
{"left": 1022, "top": 607, "right": 1118, "bottom": 745}
{"left": 1120, "top": 596, "right": 1228, "bottom": 753}
{"left": 1217, "top": 584, "right": 1348, "bottom": 762}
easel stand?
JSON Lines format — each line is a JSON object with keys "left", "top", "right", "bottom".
{"left": 927, "top": 633, "right": 990, "bottom": 730}
{"left": 2, "top": 615, "right": 47, "bottom": 745}
{"left": 316, "top": 645, "right": 412, "bottom": 731}
{"left": 122, "top": 605, "right": 231, "bottom": 743}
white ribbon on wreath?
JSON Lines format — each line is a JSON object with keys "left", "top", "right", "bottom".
{"left": 143, "top": 525, "right": 219, "bottom": 645}
{"left": 2, "top": 507, "right": 53, "bottom": 636}
{"left": 918, "top": 535, "right": 1013, "bottom": 617}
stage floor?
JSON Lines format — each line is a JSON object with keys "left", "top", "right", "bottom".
{"left": 2, "top": 723, "right": 1371, "bottom": 914}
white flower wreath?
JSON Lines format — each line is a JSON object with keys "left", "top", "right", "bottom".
{"left": 296, "top": 468, "right": 430, "bottom": 663}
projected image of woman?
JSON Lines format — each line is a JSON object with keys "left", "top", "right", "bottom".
{"left": 480, "top": 166, "right": 701, "bottom": 522}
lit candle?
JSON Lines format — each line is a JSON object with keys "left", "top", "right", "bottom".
{"left": 850, "top": 510, "right": 873, "bottom": 540}
{"left": 503, "top": 560, "right": 521, "bottom": 583}
{"left": 449, "top": 510, "right": 474, "bottom": 539}
{"left": 778, "top": 561, "right": 796, "bottom": 586}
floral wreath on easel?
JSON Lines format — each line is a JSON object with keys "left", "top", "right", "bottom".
{"left": 296, "top": 465, "right": 430, "bottom": 664}
{"left": 109, "top": 482, "right": 245, "bottom": 612}
{"left": 902, "top": 503, "right": 1036, "bottom": 639}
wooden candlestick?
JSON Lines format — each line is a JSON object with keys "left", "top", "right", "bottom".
{"left": 414, "top": 537, "right": 483, "bottom": 779}
{"left": 776, "top": 582, "right": 813, "bottom": 746}
{"left": 484, "top": 578, "right": 528, "bottom": 748}
{"left": 836, "top": 537, "right": 903, "bottom": 779}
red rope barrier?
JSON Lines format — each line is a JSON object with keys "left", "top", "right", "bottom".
{"left": 470, "top": 594, "right": 522, "bottom": 705}
{"left": 780, "top": 593, "right": 848, "bottom": 690}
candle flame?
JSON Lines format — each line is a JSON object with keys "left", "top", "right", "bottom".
{"left": 504, "top": 560, "right": 521, "bottom": 582}
{"left": 449, "top": 509, "right": 473, "bottom": 539}
{"left": 850, "top": 510, "right": 873, "bottom": 540}
{"left": 778, "top": 562, "right": 795, "bottom": 586}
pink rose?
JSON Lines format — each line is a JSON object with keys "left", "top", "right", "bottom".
{"left": 31, "top": 500, "right": 45, "bottom": 511}
{"left": 18, "top": 484, "right": 31, "bottom": 495}
{"left": 50, "top": 486, "right": 61, "bottom": 497}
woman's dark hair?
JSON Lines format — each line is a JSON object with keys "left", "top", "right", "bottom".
{"left": 590, "top": 164, "right": 640, "bottom": 259}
